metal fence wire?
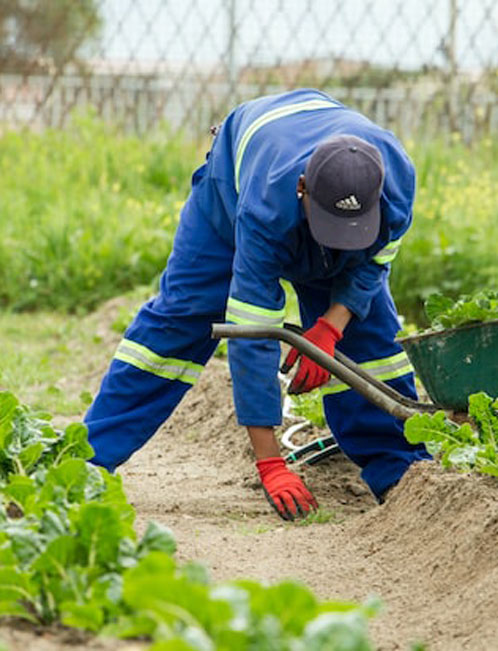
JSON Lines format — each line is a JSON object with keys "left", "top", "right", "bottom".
{"left": 0, "top": 0, "right": 496, "bottom": 141}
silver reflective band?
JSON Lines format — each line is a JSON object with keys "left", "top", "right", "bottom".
{"left": 114, "top": 339, "right": 203, "bottom": 385}
{"left": 226, "top": 306, "right": 283, "bottom": 326}
{"left": 235, "top": 98, "right": 341, "bottom": 193}
{"left": 225, "top": 297, "right": 285, "bottom": 327}
{"left": 373, "top": 238, "right": 403, "bottom": 265}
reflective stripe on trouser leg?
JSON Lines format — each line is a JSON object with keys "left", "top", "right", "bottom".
{"left": 85, "top": 183, "right": 234, "bottom": 471}
{"left": 292, "top": 279, "right": 431, "bottom": 499}
{"left": 114, "top": 339, "right": 203, "bottom": 385}
{"left": 84, "top": 325, "right": 216, "bottom": 472}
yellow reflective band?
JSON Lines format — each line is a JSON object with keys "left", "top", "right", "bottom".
{"left": 235, "top": 99, "right": 340, "bottom": 193}
{"left": 114, "top": 339, "right": 203, "bottom": 385}
{"left": 226, "top": 297, "right": 285, "bottom": 327}
{"left": 373, "top": 238, "right": 403, "bottom": 265}
{"left": 321, "top": 351, "right": 413, "bottom": 396}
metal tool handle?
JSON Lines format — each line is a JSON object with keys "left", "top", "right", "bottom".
{"left": 211, "top": 323, "right": 439, "bottom": 421}
{"left": 283, "top": 322, "right": 436, "bottom": 412}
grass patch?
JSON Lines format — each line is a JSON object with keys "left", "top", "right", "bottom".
{"left": 0, "top": 285, "right": 151, "bottom": 416}
{"left": 1, "top": 310, "right": 96, "bottom": 414}
{"left": 298, "top": 507, "right": 343, "bottom": 526}
{"left": 0, "top": 112, "right": 199, "bottom": 313}
{"left": 237, "top": 522, "right": 277, "bottom": 535}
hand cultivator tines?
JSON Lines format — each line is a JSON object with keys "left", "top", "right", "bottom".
{"left": 212, "top": 322, "right": 442, "bottom": 465}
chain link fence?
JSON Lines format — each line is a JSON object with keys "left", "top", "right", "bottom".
{"left": 0, "top": 0, "right": 496, "bottom": 141}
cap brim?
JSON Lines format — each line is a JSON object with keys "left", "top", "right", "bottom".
{"left": 308, "top": 195, "right": 381, "bottom": 250}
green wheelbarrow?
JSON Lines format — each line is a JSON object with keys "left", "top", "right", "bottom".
{"left": 398, "top": 319, "right": 498, "bottom": 412}
{"left": 212, "top": 320, "right": 498, "bottom": 462}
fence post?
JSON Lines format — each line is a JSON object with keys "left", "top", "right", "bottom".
{"left": 226, "top": 0, "right": 237, "bottom": 108}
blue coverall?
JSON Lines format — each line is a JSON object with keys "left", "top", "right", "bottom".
{"left": 85, "top": 89, "right": 430, "bottom": 499}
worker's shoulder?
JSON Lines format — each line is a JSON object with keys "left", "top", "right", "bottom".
{"left": 238, "top": 87, "right": 335, "bottom": 112}
{"left": 232, "top": 88, "right": 342, "bottom": 133}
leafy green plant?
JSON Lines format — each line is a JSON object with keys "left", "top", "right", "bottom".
{"left": 104, "top": 560, "right": 381, "bottom": 650}
{"left": 0, "top": 392, "right": 176, "bottom": 626}
{"left": 424, "top": 290, "right": 498, "bottom": 331}
{"left": 404, "top": 392, "right": 498, "bottom": 475}
{"left": 0, "top": 390, "right": 380, "bottom": 650}
{"left": 289, "top": 390, "right": 326, "bottom": 428}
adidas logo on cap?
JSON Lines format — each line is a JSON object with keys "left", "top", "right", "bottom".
{"left": 335, "top": 195, "right": 361, "bottom": 211}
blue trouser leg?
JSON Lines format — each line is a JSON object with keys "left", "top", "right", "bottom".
{"left": 85, "top": 188, "right": 233, "bottom": 471}
{"left": 293, "top": 280, "right": 431, "bottom": 499}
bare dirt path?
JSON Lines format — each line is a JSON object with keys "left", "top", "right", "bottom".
{"left": 122, "top": 359, "right": 498, "bottom": 651}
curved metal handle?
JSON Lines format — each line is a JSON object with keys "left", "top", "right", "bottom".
{"left": 283, "top": 323, "right": 436, "bottom": 412}
{"left": 211, "top": 323, "right": 438, "bottom": 421}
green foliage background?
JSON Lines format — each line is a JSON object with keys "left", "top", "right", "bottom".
{"left": 391, "top": 134, "right": 497, "bottom": 324}
{"left": 0, "top": 113, "right": 197, "bottom": 312}
{"left": 0, "top": 114, "right": 496, "bottom": 323}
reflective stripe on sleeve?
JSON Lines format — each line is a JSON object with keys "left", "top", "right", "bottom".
{"left": 225, "top": 297, "right": 285, "bottom": 327}
{"left": 235, "top": 99, "right": 340, "bottom": 193}
{"left": 321, "top": 351, "right": 413, "bottom": 396}
{"left": 114, "top": 339, "right": 203, "bottom": 385}
{"left": 373, "top": 238, "right": 403, "bottom": 265}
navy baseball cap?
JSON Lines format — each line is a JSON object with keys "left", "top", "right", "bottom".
{"left": 305, "top": 135, "right": 385, "bottom": 250}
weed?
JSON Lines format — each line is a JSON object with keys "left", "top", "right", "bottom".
{"left": 298, "top": 507, "right": 343, "bottom": 526}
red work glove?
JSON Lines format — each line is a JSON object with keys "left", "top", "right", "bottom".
{"left": 256, "top": 457, "right": 318, "bottom": 521}
{"left": 280, "top": 317, "right": 343, "bottom": 394}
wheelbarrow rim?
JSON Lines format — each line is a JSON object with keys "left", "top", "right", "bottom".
{"left": 397, "top": 318, "right": 498, "bottom": 344}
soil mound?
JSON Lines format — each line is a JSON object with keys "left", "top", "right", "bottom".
{"left": 352, "top": 463, "right": 498, "bottom": 649}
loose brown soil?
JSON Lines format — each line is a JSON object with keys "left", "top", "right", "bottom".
{"left": 122, "top": 359, "right": 498, "bottom": 651}
{"left": 3, "top": 299, "right": 498, "bottom": 650}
